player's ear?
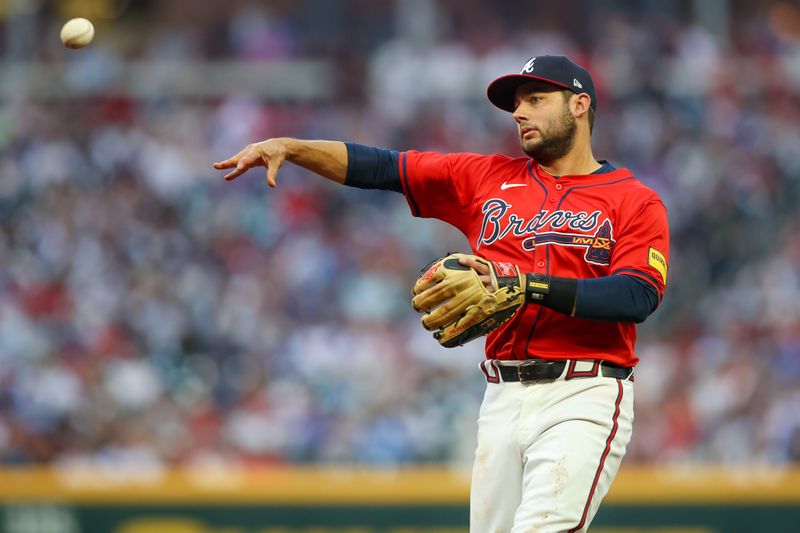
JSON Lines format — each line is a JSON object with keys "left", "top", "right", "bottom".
{"left": 571, "top": 93, "right": 592, "bottom": 122}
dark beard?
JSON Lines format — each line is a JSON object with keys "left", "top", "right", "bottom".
{"left": 522, "top": 106, "right": 577, "bottom": 165}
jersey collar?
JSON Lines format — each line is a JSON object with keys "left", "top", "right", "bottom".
{"left": 529, "top": 160, "right": 633, "bottom": 185}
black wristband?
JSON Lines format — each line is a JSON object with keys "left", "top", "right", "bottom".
{"left": 525, "top": 274, "right": 578, "bottom": 316}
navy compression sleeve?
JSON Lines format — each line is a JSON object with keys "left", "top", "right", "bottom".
{"left": 344, "top": 143, "right": 402, "bottom": 192}
{"left": 575, "top": 275, "right": 659, "bottom": 323}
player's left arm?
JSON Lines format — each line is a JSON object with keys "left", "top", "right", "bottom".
{"left": 460, "top": 257, "right": 658, "bottom": 323}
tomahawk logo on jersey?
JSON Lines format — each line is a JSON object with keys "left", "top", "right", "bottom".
{"left": 398, "top": 150, "right": 669, "bottom": 367}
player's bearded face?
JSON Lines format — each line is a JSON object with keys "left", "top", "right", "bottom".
{"left": 520, "top": 100, "right": 577, "bottom": 164}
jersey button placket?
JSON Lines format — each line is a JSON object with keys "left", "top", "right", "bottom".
{"left": 550, "top": 183, "right": 561, "bottom": 204}
{"left": 542, "top": 183, "right": 562, "bottom": 270}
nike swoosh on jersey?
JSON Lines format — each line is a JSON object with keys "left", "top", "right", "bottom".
{"left": 500, "top": 182, "right": 528, "bottom": 190}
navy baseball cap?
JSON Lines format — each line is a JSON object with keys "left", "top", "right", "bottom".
{"left": 487, "top": 55, "right": 597, "bottom": 112}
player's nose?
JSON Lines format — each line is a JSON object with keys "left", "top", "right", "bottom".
{"left": 512, "top": 105, "right": 528, "bottom": 124}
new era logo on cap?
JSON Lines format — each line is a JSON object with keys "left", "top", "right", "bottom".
{"left": 487, "top": 55, "right": 597, "bottom": 113}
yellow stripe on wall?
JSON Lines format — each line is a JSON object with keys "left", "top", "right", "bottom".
{"left": 0, "top": 467, "right": 470, "bottom": 504}
{"left": 0, "top": 466, "right": 799, "bottom": 504}
{"left": 605, "top": 466, "right": 800, "bottom": 504}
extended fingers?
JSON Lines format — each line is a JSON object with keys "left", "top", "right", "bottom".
{"left": 213, "top": 145, "right": 251, "bottom": 170}
{"left": 222, "top": 150, "right": 265, "bottom": 181}
{"left": 214, "top": 145, "right": 268, "bottom": 181}
{"left": 212, "top": 155, "right": 240, "bottom": 169}
{"left": 222, "top": 167, "right": 245, "bottom": 181}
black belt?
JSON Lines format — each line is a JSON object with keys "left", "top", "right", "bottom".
{"left": 494, "top": 360, "right": 633, "bottom": 382}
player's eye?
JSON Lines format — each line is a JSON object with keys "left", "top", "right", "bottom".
{"left": 513, "top": 94, "right": 541, "bottom": 111}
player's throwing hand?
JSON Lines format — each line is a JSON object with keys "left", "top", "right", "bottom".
{"left": 213, "top": 138, "right": 349, "bottom": 187}
{"left": 212, "top": 139, "right": 289, "bottom": 187}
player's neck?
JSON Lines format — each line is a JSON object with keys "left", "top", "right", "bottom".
{"left": 537, "top": 143, "right": 601, "bottom": 177}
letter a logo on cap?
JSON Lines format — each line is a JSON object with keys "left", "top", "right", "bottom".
{"left": 521, "top": 58, "right": 536, "bottom": 74}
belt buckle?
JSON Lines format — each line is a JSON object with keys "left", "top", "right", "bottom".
{"left": 516, "top": 364, "right": 529, "bottom": 382}
{"left": 517, "top": 361, "right": 546, "bottom": 382}
{"left": 517, "top": 360, "right": 564, "bottom": 382}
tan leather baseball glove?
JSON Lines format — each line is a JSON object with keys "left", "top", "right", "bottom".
{"left": 411, "top": 252, "right": 526, "bottom": 348}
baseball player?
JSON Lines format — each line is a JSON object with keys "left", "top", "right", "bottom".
{"left": 214, "top": 55, "right": 669, "bottom": 532}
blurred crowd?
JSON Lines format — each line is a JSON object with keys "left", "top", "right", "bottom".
{"left": 0, "top": 0, "right": 799, "bottom": 469}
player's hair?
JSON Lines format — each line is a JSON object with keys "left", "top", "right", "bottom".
{"left": 560, "top": 91, "right": 595, "bottom": 134}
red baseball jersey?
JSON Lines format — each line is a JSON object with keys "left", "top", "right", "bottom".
{"left": 398, "top": 151, "right": 670, "bottom": 367}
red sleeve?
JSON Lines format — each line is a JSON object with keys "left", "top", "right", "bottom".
{"left": 398, "top": 151, "right": 488, "bottom": 228}
{"left": 610, "top": 199, "right": 670, "bottom": 297}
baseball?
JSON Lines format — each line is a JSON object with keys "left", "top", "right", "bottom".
{"left": 60, "top": 18, "right": 94, "bottom": 49}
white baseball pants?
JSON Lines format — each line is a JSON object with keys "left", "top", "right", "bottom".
{"left": 470, "top": 360, "right": 634, "bottom": 533}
